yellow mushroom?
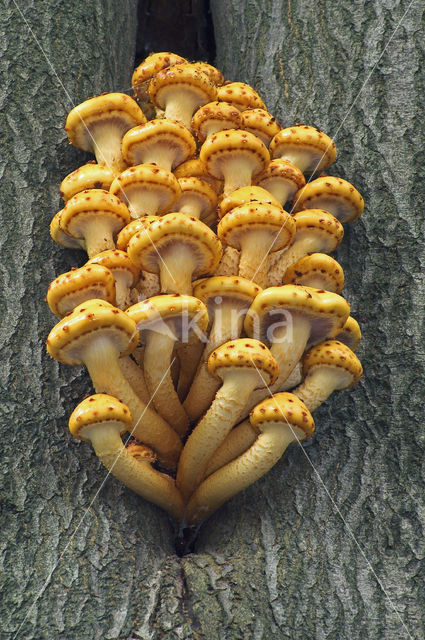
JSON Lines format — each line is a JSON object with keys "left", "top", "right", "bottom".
{"left": 132, "top": 52, "right": 188, "bottom": 102}
{"left": 217, "top": 82, "right": 266, "bottom": 111}
{"left": 46, "top": 264, "right": 116, "bottom": 317}
{"left": 336, "top": 316, "right": 362, "bottom": 351}
{"left": 270, "top": 125, "right": 336, "bottom": 174}
{"left": 191, "top": 101, "right": 242, "bottom": 142}
{"left": 60, "top": 163, "right": 115, "bottom": 201}
{"left": 283, "top": 253, "right": 345, "bottom": 293}
{"left": 254, "top": 158, "right": 305, "bottom": 208}
{"left": 293, "top": 175, "right": 364, "bottom": 223}
{"left": 241, "top": 108, "right": 281, "bottom": 147}
{"left": 86, "top": 249, "right": 140, "bottom": 309}
{"left": 175, "top": 177, "right": 218, "bottom": 226}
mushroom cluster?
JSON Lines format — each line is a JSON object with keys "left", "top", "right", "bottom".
{"left": 46, "top": 52, "right": 363, "bottom": 548}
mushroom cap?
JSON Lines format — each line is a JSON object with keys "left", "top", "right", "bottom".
{"left": 50, "top": 210, "right": 84, "bottom": 249}
{"left": 191, "top": 101, "right": 242, "bottom": 141}
{"left": 336, "top": 316, "right": 362, "bottom": 351}
{"left": 60, "top": 189, "right": 130, "bottom": 240}
{"left": 217, "top": 82, "right": 266, "bottom": 111}
{"left": 218, "top": 185, "right": 282, "bottom": 219}
{"left": 116, "top": 217, "right": 157, "bottom": 251}
{"left": 148, "top": 63, "right": 217, "bottom": 110}
{"left": 87, "top": 249, "right": 140, "bottom": 286}
{"left": 60, "top": 163, "right": 115, "bottom": 201}
{"left": 292, "top": 209, "right": 344, "bottom": 251}
{"left": 254, "top": 158, "right": 306, "bottom": 196}
{"left": 208, "top": 338, "right": 278, "bottom": 386}
{"left": 127, "top": 294, "right": 208, "bottom": 341}
{"left": 46, "top": 264, "right": 116, "bottom": 317}
{"left": 217, "top": 202, "right": 296, "bottom": 252}
{"left": 132, "top": 52, "right": 188, "bottom": 97}
{"left": 302, "top": 339, "right": 363, "bottom": 387}
{"left": 192, "top": 62, "right": 224, "bottom": 86}
{"left": 121, "top": 119, "right": 196, "bottom": 168}
{"left": 293, "top": 176, "right": 364, "bottom": 223}
{"left": 65, "top": 93, "right": 146, "bottom": 153}
{"left": 126, "top": 441, "right": 157, "bottom": 463}
{"left": 174, "top": 158, "right": 222, "bottom": 193}
{"left": 193, "top": 275, "right": 261, "bottom": 309}
{"left": 241, "top": 108, "right": 281, "bottom": 146}
{"left": 283, "top": 253, "right": 345, "bottom": 293}
{"left": 250, "top": 392, "right": 315, "bottom": 438}
{"left": 176, "top": 177, "right": 218, "bottom": 221}
{"left": 270, "top": 125, "right": 337, "bottom": 173}
{"left": 199, "top": 129, "right": 270, "bottom": 181}
{"left": 69, "top": 394, "right": 132, "bottom": 442}
{"left": 110, "top": 163, "right": 181, "bottom": 214}
{"left": 127, "top": 212, "right": 222, "bottom": 277}
{"left": 46, "top": 299, "right": 139, "bottom": 365}
{"left": 244, "top": 285, "right": 350, "bottom": 347}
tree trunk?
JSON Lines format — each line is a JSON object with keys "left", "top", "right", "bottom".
{"left": 1, "top": 1, "right": 424, "bottom": 639}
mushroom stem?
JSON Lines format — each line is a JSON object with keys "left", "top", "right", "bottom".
{"left": 204, "top": 419, "right": 256, "bottom": 478}
{"left": 85, "top": 423, "right": 184, "bottom": 520}
{"left": 293, "top": 367, "right": 350, "bottom": 412}
{"left": 185, "top": 422, "right": 303, "bottom": 526}
{"left": 82, "top": 218, "right": 116, "bottom": 258}
{"left": 119, "top": 356, "right": 150, "bottom": 404}
{"left": 177, "top": 368, "right": 262, "bottom": 500}
{"left": 126, "top": 191, "right": 163, "bottom": 219}
{"left": 91, "top": 124, "right": 126, "bottom": 173}
{"left": 221, "top": 157, "right": 258, "bottom": 195}
{"left": 176, "top": 341, "right": 204, "bottom": 402}
{"left": 269, "top": 236, "right": 318, "bottom": 285}
{"left": 277, "top": 150, "right": 316, "bottom": 174}
{"left": 143, "top": 329, "right": 189, "bottom": 437}
{"left": 238, "top": 231, "right": 277, "bottom": 287}
{"left": 159, "top": 244, "right": 197, "bottom": 295}
{"left": 113, "top": 270, "right": 133, "bottom": 309}
{"left": 163, "top": 93, "right": 204, "bottom": 129}
{"left": 82, "top": 335, "right": 182, "bottom": 469}
{"left": 263, "top": 181, "right": 294, "bottom": 207}
{"left": 178, "top": 198, "right": 203, "bottom": 219}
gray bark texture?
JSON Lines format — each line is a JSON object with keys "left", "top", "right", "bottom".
{"left": 1, "top": 0, "right": 424, "bottom": 639}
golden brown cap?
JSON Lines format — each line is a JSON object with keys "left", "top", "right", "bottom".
{"left": 254, "top": 158, "right": 306, "bottom": 204}
{"left": 65, "top": 93, "right": 146, "bottom": 153}
{"left": 218, "top": 185, "right": 282, "bottom": 219}
{"left": 46, "top": 264, "right": 116, "bottom": 317}
{"left": 127, "top": 294, "right": 208, "bottom": 340}
{"left": 87, "top": 249, "right": 140, "bottom": 286}
{"left": 60, "top": 163, "right": 115, "bottom": 201}
{"left": 270, "top": 125, "right": 336, "bottom": 173}
{"left": 241, "top": 108, "right": 281, "bottom": 146}
{"left": 116, "top": 217, "right": 157, "bottom": 251}
{"left": 208, "top": 338, "right": 278, "bottom": 386}
{"left": 292, "top": 209, "right": 344, "bottom": 252}
{"left": 302, "top": 340, "right": 363, "bottom": 387}
{"left": 127, "top": 212, "right": 222, "bottom": 276}
{"left": 335, "top": 316, "right": 362, "bottom": 351}
{"left": 125, "top": 441, "right": 157, "bottom": 463}
{"left": 176, "top": 177, "right": 218, "bottom": 224}
{"left": 200, "top": 129, "right": 269, "bottom": 180}
{"left": 191, "top": 101, "right": 242, "bottom": 142}
{"left": 192, "top": 62, "right": 224, "bottom": 86}
{"left": 193, "top": 275, "right": 261, "bottom": 308}
{"left": 46, "top": 300, "right": 139, "bottom": 365}
{"left": 174, "top": 158, "right": 222, "bottom": 193}
{"left": 121, "top": 119, "right": 196, "bottom": 170}
{"left": 132, "top": 52, "right": 187, "bottom": 99}
{"left": 50, "top": 210, "right": 84, "bottom": 250}
{"left": 283, "top": 253, "right": 345, "bottom": 293}
{"left": 250, "top": 392, "right": 314, "bottom": 438}
{"left": 110, "top": 164, "right": 181, "bottom": 218}
{"left": 217, "top": 82, "right": 266, "bottom": 111}
{"left": 69, "top": 394, "right": 132, "bottom": 441}
{"left": 293, "top": 176, "right": 364, "bottom": 223}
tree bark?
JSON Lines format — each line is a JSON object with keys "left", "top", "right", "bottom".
{"left": 1, "top": 1, "right": 424, "bottom": 639}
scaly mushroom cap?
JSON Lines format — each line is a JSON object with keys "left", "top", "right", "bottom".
{"left": 192, "top": 62, "right": 224, "bottom": 86}
{"left": 60, "top": 163, "right": 115, "bottom": 201}
{"left": 291, "top": 209, "right": 344, "bottom": 252}
{"left": 127, "top": 212, "right": 222, "bottom": 276}
{"left": 199, "top": 129, "right": 270, "bottom": 193}
{"left": 293, "top": 176, "right": 364, "bottom": 223}
{"left": 217, "top": 82, "right": 266, "bottom": 111}
{"left": 148, "top": 63, "right": 217, "bottom": 127}
{"left": 127, "top": 294, "right": 208, "bottom": 342}
{"left": 69, "top": 393, "right": 132, "bottom": 442}
{"left": 302, "top": 340, "right": 363, "bottom": 388}
{"left": 250, "top": 392, "right": 315, "bottom": 439}
{"left": 59, "top": 189, "right": 130, "bottom": 249}
{"left": 270, "top": 125, "right": 337, "bottom": 173}
{"left": 191, "top": 101, "right": 242, "bottom": 142}
{"left": 218, "top": 185, "right": 282, "bottom": 219}
{"left": 245, "top": 285, "right": 350, "bottom": 348}
{"left": 110, "top": 164, "right": 181, "bottom": 218}
{"left": 126, "top": 441, "right": 158, "bottom": 463}
{"left": 121, "top": 119, "right": 196, "bottom": 170}
{"left": 283, "top": 253, "right": 345, "bottom": 293}
{"left": 87, "top": 249, "right": 140, "bottom": 287}
{"left": 218, "top": 202, "right": 295, "bottom": 252}
{"left": 46, "top": 299, "right": 139, "bottom": 365}
{"left": 116, "top": 217, "right": 157, "bottom": 251}
{"left": 46, "top": 264, "right": 116, "bottom": 317}
{"left": 176, "top": 177, "right": 218, "bottom": 224}
{"left": 132, "top": 52, "right": 188, "bottom": 100}
{"left": 193, "top": 275, "right": 261, "bottom": 311}
{"left": 174, "top": 158, "right": 222, "bottom": 193}
{"left": 241, "top": 108, "right": 281, "bottom": 146}
{"left": 65, "top": 93, "right": 146, "bottom": 153}
{"left": 254, "top": 158, "right": 306, "bottom": 205}
{"left": 208, "top": 338, "right": 278, "bottom": 387}
{"left": 336, "top": 316, "right": 362, "bottom": 351}
{"left": 50, "top": 210, "right": 84, "bottom": 250}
